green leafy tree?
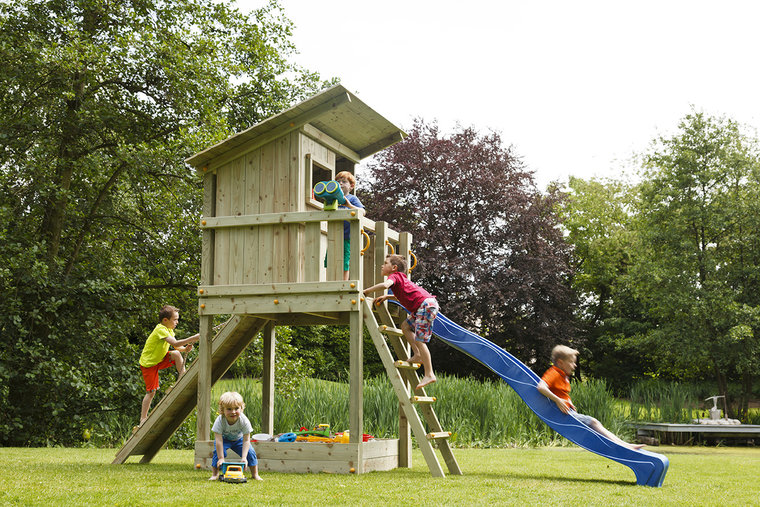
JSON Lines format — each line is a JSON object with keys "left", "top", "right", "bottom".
{"left": 0, "top": 0, "right": 332, "bottom": 445}
{"left": 558, "top": 177, "right": 655, "bottom": 389}
{"left": 631, "top": 111, "right": 760, "bottom": 418}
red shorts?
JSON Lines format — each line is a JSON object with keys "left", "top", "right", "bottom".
{"left": 140, "top": 353, "right": 175, "bottom": 392}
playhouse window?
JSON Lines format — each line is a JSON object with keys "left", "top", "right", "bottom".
{"left": 307, "top": 155, "right": 333, "bottom": 208}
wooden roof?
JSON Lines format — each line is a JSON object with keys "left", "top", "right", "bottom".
{"left": 186, "top": 84, "right": 406, "bottom": 168}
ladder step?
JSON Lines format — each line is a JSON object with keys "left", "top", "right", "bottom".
{"left": 395, "top": 359, "right": 421, "bottom": 370}
{"left": 380, "top": 325, "right": 404, "bottom": 337}
{"left": 362, "top": 298, "right": 460, "bottom": 477}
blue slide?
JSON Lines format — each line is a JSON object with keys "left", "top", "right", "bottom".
{"left": 394, "top": 302, "right": 669, "bottom": 486}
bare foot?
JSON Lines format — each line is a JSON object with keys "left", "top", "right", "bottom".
{"left": 416, "top": 375, "right": 436, "bottom": 390}
{"left": 629, "top": 443, "right": 646, "bottom": 450}
{"left": 407, "top": 356, "right": 422, "bottom": 364}
{"left": 208, "top": 475, "right": 219, "bottom": 481}
{"left": 252, "top": 475, "right": 263, "bottom": 481}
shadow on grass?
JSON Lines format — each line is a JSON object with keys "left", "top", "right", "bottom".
{"left": 37, "top": 461, "right": 195, "bottom": 476}
{"left": 384, "top": 464, "right": 636, "bottom": 487}
{"left": 465, "top": 470, "right": 635, "bottom": 487}
{"left": 120, "top": 463, "right": 194, "bottom": 471}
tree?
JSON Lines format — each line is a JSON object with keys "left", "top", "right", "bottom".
{"left": 558, "top": 177, "right": 656, "bottom": 390}
{"left": 0, "top": 0, "right": 332, "bottom": 445}
{"left": 631, "top": 111, "right": 760, "bottom": 418}
{"left": 360, "top": 119, "right": 576, "bottom": 377}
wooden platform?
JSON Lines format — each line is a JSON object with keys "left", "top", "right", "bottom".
{"left": 630, "top": 422, "right": 760, "bottom": 444}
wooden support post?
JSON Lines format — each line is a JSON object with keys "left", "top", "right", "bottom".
{"left": 197, "top": 170, "right": 216, "bottom": 445}
{"left": 399, "top": 231, "right": 412, "bottom": 279}
{"left": 375, "top": 221, "right": 389, "bottom": 285}
{"left": 349, "top": 209, "right": 364, "bottom": 286}
{"left": 398, "top": 230, "right": 414, "bottom": 467}
{"left": 262, "top": 322, "right": 276, "bottom": 434}
{"left": 197, "top": 315, "right": 213, "bottom": 443}
{"left": 398, "top": 389, "right": 412, "bottom": 468}
{"left": 349, "top": 303, "right": 363, "bottom": 451}
{"left": 361, "top": 217, "right": 376, "bottom": 289}
{"left": 201, "top": 171, "right": 216, "bottom": 288}
{"left": 350, "top": 212, "right": 365, "bottom": 460}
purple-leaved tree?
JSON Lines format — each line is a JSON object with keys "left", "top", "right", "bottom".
{"left": 359, "top": 119, "right": 576, "bottom": 376}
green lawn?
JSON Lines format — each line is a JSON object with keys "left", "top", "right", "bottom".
{"left": 1, "top": 446, "right": 757, "bottom": 505}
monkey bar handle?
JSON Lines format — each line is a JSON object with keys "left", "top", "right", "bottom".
{"left": 360, "top": 229, "right": 370, "bottom": 255}
{"left": 408, "top": 250, "right": 418, "bottom": 272}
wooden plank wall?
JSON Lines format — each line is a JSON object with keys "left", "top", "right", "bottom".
{"left": 213, "top": 160, "right": 231, "bottom": 285}
{"left": 211, "top": 131, "right": 387, "bottom": 287}
{"left": 243, "top": 142, "right": 260, "bottom": 284}
{"left": 288, "top": 132, "right": 305, "bottom": 282}
{"left": 258, "top": 140, "right": 275, "bottom": 284}
{"left": 213, "top": 132, "right": 332, "bottom": 286}
{"left": 227, "top": 154, "right": 245, "bottom": 283}
{"left": 195, "top": 439, "right": 399, "bottom": 474}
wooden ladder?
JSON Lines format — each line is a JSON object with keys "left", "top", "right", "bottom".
{"left": 362, "top": 298, "right": 462, "bottom": 477}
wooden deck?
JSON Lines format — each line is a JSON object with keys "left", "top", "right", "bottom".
{"left": 630, "top": 422, "right": 760, "bottom": 445}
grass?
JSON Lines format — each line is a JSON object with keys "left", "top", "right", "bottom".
{"left": 1, "top": 446, "right": 758, "bottom": 505}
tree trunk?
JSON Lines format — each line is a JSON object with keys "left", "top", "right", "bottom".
{"left": 64, "top": 164, "right": 126, "bottom": 278}
{"left": 40, "top": 73, "right": 85, "bottom": 262}
{"left": 40, "top": 159, "right": 74, "bottom": 262}
{"left": 715, "top": 368, "right": 732, "bottom": 419}
{"left": 738, "top": 372, "right": 752, "bottom": 422}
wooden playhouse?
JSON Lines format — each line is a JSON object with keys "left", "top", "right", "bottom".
{"left": 114, "top": 84, "right": 460, "bottom": 477}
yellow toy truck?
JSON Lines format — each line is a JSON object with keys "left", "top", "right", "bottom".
{"left": 219, "top": 461, "right": 247, "bottom": 483}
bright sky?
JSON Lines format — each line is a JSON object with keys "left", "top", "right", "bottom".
{"left": 239, "top": 0, "right": 760, "bottom": 189}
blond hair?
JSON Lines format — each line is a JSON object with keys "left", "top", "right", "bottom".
{"left": 218, "top": 391, "right": 245, "bottom": 413}
{"left": 551, "top": 345, "right": 579, "bottom": 364}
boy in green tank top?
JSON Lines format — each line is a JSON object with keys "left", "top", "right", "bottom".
{"left": 138, "top": 305, "right": 199, "bottom": 425}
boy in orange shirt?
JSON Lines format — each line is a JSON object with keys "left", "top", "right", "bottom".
{"left": 537, "top": 345, "right": 643, "bottom": 450}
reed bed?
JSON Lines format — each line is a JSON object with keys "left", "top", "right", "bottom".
{"left": 165, "top": 375, "right": 637, "bottom": 449}
{"left": 628, "top": 380, "right": 701, "bottom": 423}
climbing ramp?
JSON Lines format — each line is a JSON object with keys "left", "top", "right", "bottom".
{"left": 113, "top": 315, "right": 268, "bottom": 464}
{"left": 390, "top": 301, "right": 669, "bottom": 487}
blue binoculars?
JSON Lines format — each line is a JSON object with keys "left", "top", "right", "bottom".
{"left": 313, "top": 180, "right": 347, "bottom": 210}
